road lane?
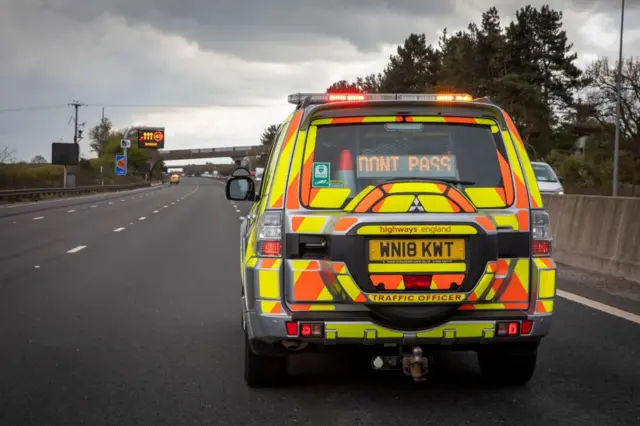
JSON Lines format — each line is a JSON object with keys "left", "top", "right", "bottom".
{"left": 0, "top": 183, "right": 167, "bottom": 219}
{"left": 0, "top": 178, "right": 638, "bottom": 425}
{"left": 0, "top": 179, "right": 202, "bottom": 285}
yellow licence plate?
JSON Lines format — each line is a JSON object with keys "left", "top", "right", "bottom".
{"left": 369, "top": 239, "right": 465, "bottom": 262}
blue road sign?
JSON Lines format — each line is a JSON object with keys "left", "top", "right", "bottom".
{"left": 115, "top": 155, "right": 127, "bottom": 176}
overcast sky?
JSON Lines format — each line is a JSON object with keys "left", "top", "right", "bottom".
{"left": 1, "top": 0, "right": 639, "bottom": 167}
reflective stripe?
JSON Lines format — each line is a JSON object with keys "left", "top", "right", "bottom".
{"left": 533, "top": 256, "right": 556, "bottom": 314}
{"left": 309, "top": 188, "right": 351, "bottom": 208}
{"left": 285, "top": 130, "right": 307, "bottom": 210}
{"left": 258, "top": 301, "right": 283, "bottom": 315}
{"left": 269, "top": 110, "right": 303, "bottom": 209}
{"left": 368, "top": 263, "right": 466, "bottom": 273}
{"left": 492, "top": 214, "right": 520, "bottom": 231}
{"left": 502, "top": 112, "right": 543, "bottom": 208}
{"left": 369, "top": 274, "right": 465, "bottom": 291}
{"left": 290, "top": 216, "right": 328, "bottom": 233}
{"left": 464, "top": 188, "right": 506, "bottom": 208}
{"left": 323, "top": 321, "right": 496, "bottom": 340}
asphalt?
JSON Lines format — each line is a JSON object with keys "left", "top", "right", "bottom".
{"left": 0, "top": 177, "right": 638, "bottom": 426}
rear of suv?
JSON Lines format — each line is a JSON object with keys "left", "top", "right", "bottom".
{"left": 226, "top": 92, "right": 556, "bottom": 387}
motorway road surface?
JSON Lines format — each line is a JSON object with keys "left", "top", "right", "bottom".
{"left": 0, "top": 177, "right": 638, "bottom": 425}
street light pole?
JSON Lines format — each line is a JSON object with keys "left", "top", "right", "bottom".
{"left": 612, "top": 0, "right": 625, "bottom": 196}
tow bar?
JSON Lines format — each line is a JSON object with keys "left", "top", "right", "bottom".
{"left": 371, "top": 346, "right": 431, "bottom": 382}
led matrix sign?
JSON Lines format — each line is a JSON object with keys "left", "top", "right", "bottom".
{"left": 137, "top": 128, "right": 165, "bottom": 149}
{"left": 356, "top": 154, "right": 457, "bottom": 178}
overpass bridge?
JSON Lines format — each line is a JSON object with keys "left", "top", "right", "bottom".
{"left": 158, "top": 145, "right": 269, "bottom": 164}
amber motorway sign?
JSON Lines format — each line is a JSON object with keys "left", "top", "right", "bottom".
{"left": 137, "top": 127, "right": 165, "bottom": 149}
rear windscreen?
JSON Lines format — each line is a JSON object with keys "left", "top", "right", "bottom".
{"left": 304, "top": 122, "right": 504, "bottom": 206}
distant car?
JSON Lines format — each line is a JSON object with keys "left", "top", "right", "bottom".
{"left": 531, "top": 162, "right": 563, "bottom": 194}
{"left": 170, "top": 174, "right": 181, "bottom": 184}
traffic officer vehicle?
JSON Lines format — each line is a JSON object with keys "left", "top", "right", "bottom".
{"left": 225, "top": 92, "right": 556, "bottom": 387}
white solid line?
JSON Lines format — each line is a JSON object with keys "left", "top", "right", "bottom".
{"left": 66, "top": 245, "right": 87, "bottom": 254}
{"left": 67, "top": 209, "right": 75, "bottom": 213}
{"left": 139, "top": 217, "right": 146, "bottom": 220}
{"left": 557, "top": 290, "right": 640, "bottom": 325}
{"left": 33, "top": 216, "right": 44, "bottom": 220}
{"left": 114, "top": 227, "right": 125, "bottom": 232}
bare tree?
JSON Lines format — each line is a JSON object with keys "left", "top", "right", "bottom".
{"left": 0, "top": 145, "right": 16, "bottom": 163}
{"left": 30, "top": 155, "right": 47, "bottom": 164}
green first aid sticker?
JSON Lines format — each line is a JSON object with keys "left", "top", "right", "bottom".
{"left": 312, "top": 162, "right": 330, "bottom": 187}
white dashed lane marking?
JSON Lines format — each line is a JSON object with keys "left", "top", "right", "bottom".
{"left": 67, "top": 209, "right": 75, "bottom": 213}
{"left": 153, "top": 210, "right": 159, "bottom": 213}
{"left": 557, "top": 290, "right": 640, "bottom": 325}
{"left": 33, "top": 216, "right": 44, "bottom": 220}
{"left": 91, "top": 205, "right": 97, "bottom": 208}
{"left": 139, "top": 217, "right": 146, "bottom": 221}
{"left": 114, "top": 227, "right": 125, "bottom": 232}
{"left": 66, "top": 245, "right": 87, "bottom": 254}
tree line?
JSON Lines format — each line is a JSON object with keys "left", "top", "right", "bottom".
{"left": 258, "top": 5, "right": 639, "bottom": 195}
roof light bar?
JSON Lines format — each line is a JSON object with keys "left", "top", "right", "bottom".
{"left": 287, "top": 93, "right": 473, "bottom": 105}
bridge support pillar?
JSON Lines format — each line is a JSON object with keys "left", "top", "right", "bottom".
{"left": 232, "top": 157, "right": 243, "bottom": 166}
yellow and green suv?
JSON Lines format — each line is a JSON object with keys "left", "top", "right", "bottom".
{"left": 225, "top": 92, "right": 556, "bottom": 387}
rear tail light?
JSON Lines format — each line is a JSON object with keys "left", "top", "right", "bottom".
{"left": 531, "top": 210, "right": 552, "bottom": 256}
{"left": 257, "top": 211, "right": 282, "bottom": 257}
{"left": 285, "top": 321, "right": 298, "bottom": 336}
{"left": 496, "top": 320, "right": 533, "bottom": 336}
{"left": 403, "top": 275, "right": 432, "bottom": 289}
{"left": 286, "top": 322, "right": 323, "bottom": 337}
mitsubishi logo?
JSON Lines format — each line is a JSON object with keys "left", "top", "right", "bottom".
{"left": 408, "top": 197, "right": 425, "bottom": 213}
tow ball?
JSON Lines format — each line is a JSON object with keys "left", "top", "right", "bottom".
{"left": 402, "top": 346, "right": 430, "bottom": 382}
{"left": 371, "top": 346, "right": 431, "bottom": 382}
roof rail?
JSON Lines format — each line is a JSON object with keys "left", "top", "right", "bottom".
{"left": 472, "top": 96, "right": 493, "bottom": 104}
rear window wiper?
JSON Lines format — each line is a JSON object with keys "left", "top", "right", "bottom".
{"left": 380, "top": 178, "right": 476, "bottom": 186}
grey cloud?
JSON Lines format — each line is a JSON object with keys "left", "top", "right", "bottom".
{"left": 2, "top": 0, "right": 640, "bottom": 162}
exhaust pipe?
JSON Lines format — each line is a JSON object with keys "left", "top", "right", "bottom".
{"left": 280, "top": 340, "right": 308, "bottom": 351}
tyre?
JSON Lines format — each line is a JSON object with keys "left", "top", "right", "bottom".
{"left": 477, "top": 343, "right": 538, "bottom": 386}
{"left": 244, "top": 332, "right": 288, "bottom": 387}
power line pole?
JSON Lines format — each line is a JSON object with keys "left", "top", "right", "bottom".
{"left": 69, "top": 100, "right": 86, "bottom": 144}
{"left": 612, "top": 0, "right": 625, "bottom": 197}
{"left": 101, "top": 107, "right": 105, "bottom": 186}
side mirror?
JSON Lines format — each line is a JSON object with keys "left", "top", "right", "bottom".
{"left": 558, "top": 176, "right": 564, "bottom": 183}
{"left": 226, "top": 177, "right": 256, "bottom": 201}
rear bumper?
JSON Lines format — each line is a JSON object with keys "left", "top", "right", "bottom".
{"left": 246, "top": 309, "right": 552, "bottom": 355}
